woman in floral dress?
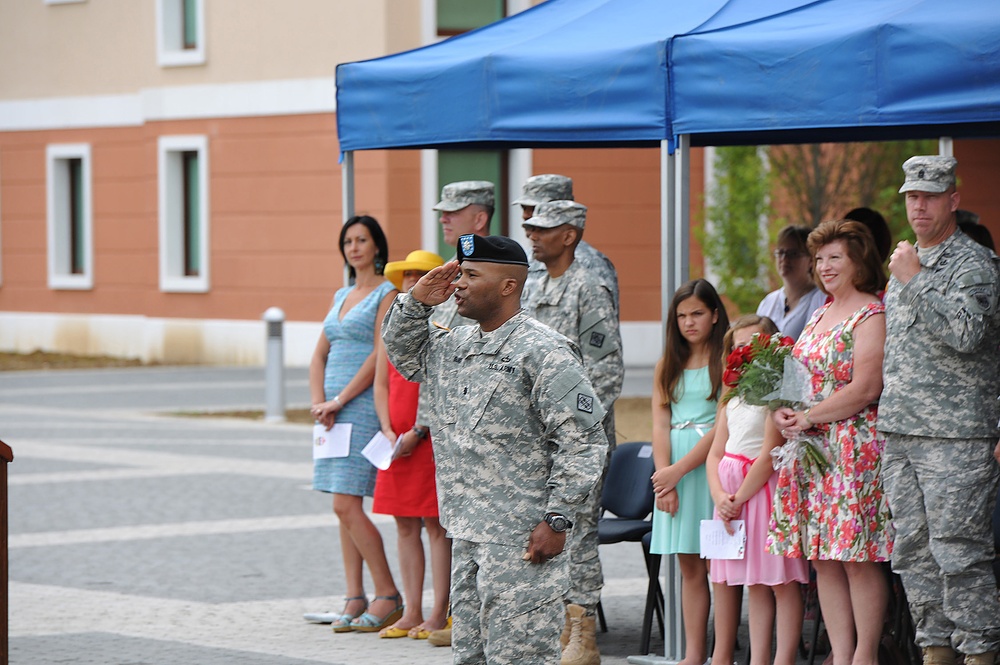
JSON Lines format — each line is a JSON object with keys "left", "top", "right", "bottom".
{"left": 768, "top": 219, "right": 894, "bottom": 665}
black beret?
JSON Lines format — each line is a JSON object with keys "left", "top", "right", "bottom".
{"left": 457, "top": 234, "right": 529, "bottom": 266}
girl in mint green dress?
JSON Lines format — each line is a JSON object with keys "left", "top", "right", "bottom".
{"left": 650, "top": 279, "right": 728, "bottom": 665}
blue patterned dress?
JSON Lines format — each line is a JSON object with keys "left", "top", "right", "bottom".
{"left": 313, "top": 280, "right": 396, "bottom": 496}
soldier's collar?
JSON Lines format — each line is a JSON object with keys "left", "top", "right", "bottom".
{"left": 478, "top": 312, "right": 524, "bottom": 355}
{"left": 917, "top": 229, "right": 961, "bottom": 267}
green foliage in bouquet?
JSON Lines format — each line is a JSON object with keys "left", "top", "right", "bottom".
{"left": 722, "top": 332, "right": 795, "bottom": 408}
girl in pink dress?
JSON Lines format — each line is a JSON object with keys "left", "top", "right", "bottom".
{"left": 707, "top": 314, "right": 809, "bottom": 665}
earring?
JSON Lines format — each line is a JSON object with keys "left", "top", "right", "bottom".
{"left": 375, "top": 255, "right": 385, "bottom": 274}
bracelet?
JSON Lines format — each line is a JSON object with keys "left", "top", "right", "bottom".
{"left": 333, "top": 395, "right": 344, "bottom": 409}
{"left": 802, "top": 408, "right": 814, "bottom": 426}
{"left": 412, "top": 426, "right": 429, "bottom": 439}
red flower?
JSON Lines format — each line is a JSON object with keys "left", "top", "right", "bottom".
{"left": 723, "top": 368, "right": 742, "bottom": 387}
{"left": 779, "top": 336, "right": 794, "bottom": 347}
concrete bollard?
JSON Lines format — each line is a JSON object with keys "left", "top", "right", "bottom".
{"left": 262, "top": 307, "right": 286, "bottom": 423}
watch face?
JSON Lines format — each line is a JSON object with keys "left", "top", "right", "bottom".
{"left": 547, "top": 514, "right": 568, "bottom": 532}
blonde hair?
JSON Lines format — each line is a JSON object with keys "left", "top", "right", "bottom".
{"left": 722, "top": 314, "right": 779, "bottom": 358}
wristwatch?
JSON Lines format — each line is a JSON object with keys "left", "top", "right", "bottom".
{"left": 544, "top": 513, "right": 572, "bottom": 533}
{"left": 411, "top": 426, "right": 429, "bottom": 440}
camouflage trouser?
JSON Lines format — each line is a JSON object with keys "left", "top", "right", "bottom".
{"left": 882, "top": 433, "right": 1000, "bottom": 654}
{"left": 451, "top": 538, "right": 568, "bottom": 665}
{"left": 565, "top": 412, "right": 616, "bottom": 612}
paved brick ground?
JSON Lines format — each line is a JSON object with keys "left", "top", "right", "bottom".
{"left": 3, "top": 367, "right": 675, "bottom": 664}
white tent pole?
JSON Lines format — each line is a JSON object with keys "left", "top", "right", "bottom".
{"left": 674, "top": 134, "right": 691, "bottom": 288}
{"left": 661, "top": 140, "right": 674, "bottom": 322}
{"left": 939, "top": 136, "right": 953, "bottom": 156}
{"left": 341, "top": 150, "right": 355, "bottom": 286}
{"left": 652, "top": 138, "right": 687, "bottom": 665}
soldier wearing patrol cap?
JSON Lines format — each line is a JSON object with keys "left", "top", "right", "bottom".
{"left": 880, "top": 155, "right": 1000, "bottom": 665}
{"left": 381, "top": 234, "right": 608, "bottom": 665}
{"left": 515, "top": 174, "right": 619, "bottom": 309}
{"left": 522, "top": 200, "right": 623, "bottom": 665}
{"left": 430, "top": 180, "right": 495, "bottom": 332}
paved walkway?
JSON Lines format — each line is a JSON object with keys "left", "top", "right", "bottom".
{"left": 2, "top": 366, "right": 664, "bottom": 664}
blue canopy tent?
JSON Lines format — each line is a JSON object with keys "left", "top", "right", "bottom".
{"left": 335, "top": 3, "right": 1000, "bottom": 654}
{"left": 669, "top": 0, "right": 1000, "bottom": 144}
{"left": 335, "top": 0, "right": 1000, "bottom": 309}
{"left": 335, "top": 0, "right": 813, "bottom": 151}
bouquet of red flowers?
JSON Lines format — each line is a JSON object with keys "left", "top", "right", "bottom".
{"left": 723, "top": 332, "right": 795, "bottom": 407}
{"left": 723, "top": 332, "right": 830, "bottom": 474}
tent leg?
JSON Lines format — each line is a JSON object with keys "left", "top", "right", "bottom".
{"left": 342, "top": 150, "right": 355, "bottom": 221}
{"left": 661, "top": 140, "right": 675, "bottom": 316}
{"left": 674, "top": 135, "right": 690, "bottom": 289}
{"left": 341, "top": 151, "right": 355, "bottom": 286}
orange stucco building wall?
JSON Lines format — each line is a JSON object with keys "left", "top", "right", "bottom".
{"left": 0, "top": 114, "right": 428, "bottom": 325}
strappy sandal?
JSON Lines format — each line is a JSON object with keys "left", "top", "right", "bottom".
{"left": 330, "top": 595, "right": 368, "bottom": 633}
{"left": 350, "top": 593, "right": 404, "bottom": 633}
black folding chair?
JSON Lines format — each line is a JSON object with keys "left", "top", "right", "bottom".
{"left": 596, "top": 441, "right": 664, "bottom": 654}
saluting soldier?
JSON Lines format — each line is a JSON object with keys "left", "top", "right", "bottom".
{"left": 382, "top": 234, "right": 608, "bottom": 665}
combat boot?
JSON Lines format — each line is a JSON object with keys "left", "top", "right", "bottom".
{"left": 963, "top": 652, "right": 997, "bottom": 665}
{"left": 560, "top": 605, "right": 572, "bottom": 650}
{"left": 922, "top": 646, "right": 957, "bottom": 665}
{"left": 561, "top": 604, "right": 600, "bottom": 665}
{"left": 427, "top": 617, "right": 452, "bottom": 647}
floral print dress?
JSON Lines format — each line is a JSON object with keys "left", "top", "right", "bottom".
{"left": 766, "top": 301, "right": 894, "bottom": 562}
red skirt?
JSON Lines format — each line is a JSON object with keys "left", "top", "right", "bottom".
{"left": 372, "top": 361, "right": 440, "bottom": 518}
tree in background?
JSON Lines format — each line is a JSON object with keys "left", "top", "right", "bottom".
{"left": 769, "top": 139, "right": 936, "bottom": 242}
{"left": 698, "top": 146, "right": 771, "bottom": 314}
{"left": 700, "top": 140, "right": 936, "bottom": 316}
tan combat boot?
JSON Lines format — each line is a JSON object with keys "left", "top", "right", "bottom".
{"left": 561, "top": 604, "right": 600, "bottom": 665}
{"left": 922, "top": 646, "right": 957, "bottom": 665}
{"left": 963, "top": 652, "right": 997, "bottom": 665}
{"left": 427, "top": 616, "right": 452, "bottom": 647}
{"left": 560, "top": 605, "right": 572, "bottom": 650}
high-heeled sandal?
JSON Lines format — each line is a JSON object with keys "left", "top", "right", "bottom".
{"left": 350, "top": 593, "right": 404, "bottom": 633}
{"left": 330, "top": 595, "right": 369, "bottom": 633}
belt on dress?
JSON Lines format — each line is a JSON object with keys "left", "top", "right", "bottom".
{"left": 671, "top": 421, "right": 711, "bottom": 437}
{"left": 722, "top": 451, "right": 772, "bottom": 517}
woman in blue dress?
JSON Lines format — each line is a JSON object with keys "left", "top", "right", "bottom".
{"left": 306, "top": 215, "right": 401, "bottom": 633}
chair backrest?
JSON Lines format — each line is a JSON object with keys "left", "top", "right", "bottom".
{"left": 601, "top": 441, "right": 656, "bottom": 520}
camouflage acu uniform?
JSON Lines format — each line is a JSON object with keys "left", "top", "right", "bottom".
{"left": 522, "top": 257, "right": 623, "bottom": 612}
{"left": 524, "top": 241, "right": 619, "bottom": 311}
{"left": 382, "top": 292, "right": 608, "bottom": 665}
{"left": 879, "top": 229, "right": 1000, "bottom": 654}
{"left": 513, "top": 174, "right": 619, "bottom": 310}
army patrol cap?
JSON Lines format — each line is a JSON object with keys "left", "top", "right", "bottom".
{"left": 899, "top": 155, "right": 957, "bottom": 194}
{"left": 457, "top": 234, "right": 529, "bottom": 266}
{"left": 523, "top": 200, "right": 587, "bottom": 230}
{"left": 432, "top": 181, "right": 495, "bottom": 212}
{"left": 512, "top": 174, "right": 574, "bottom": 207}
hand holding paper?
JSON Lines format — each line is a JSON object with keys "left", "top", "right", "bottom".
{"left": 700, "top": 519, "right": 746, "bottom": 560}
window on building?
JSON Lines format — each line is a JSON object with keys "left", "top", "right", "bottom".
{"left": 432, "top": 2, "right": 508, "bottom": 257}
{"left": 158, "top": 136, "right": 209, "bottom": 292}
{"left": 436, "top": 150, "right": 507, "bottom": 257}
{"left": 156, "top": 0, "right": 204, "bottom": 67}
{"left": 46, "top": 144, "right": 93, "bottom": 290}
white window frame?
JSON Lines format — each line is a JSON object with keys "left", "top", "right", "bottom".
{"left": 158, "top": 135, "right": 210, "bottom": 293}
{"left": 46, "top": 144, "right": 94, "bottom": 290}
{"left": 45, "top": 0, "right": 87, "bottom": 5}
{"left": 156, "top": 0, "right": 205, "bottom": 67}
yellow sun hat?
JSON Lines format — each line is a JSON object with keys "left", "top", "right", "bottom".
{"left": 383, "top": 249, "right": 445, "bottom": 290}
